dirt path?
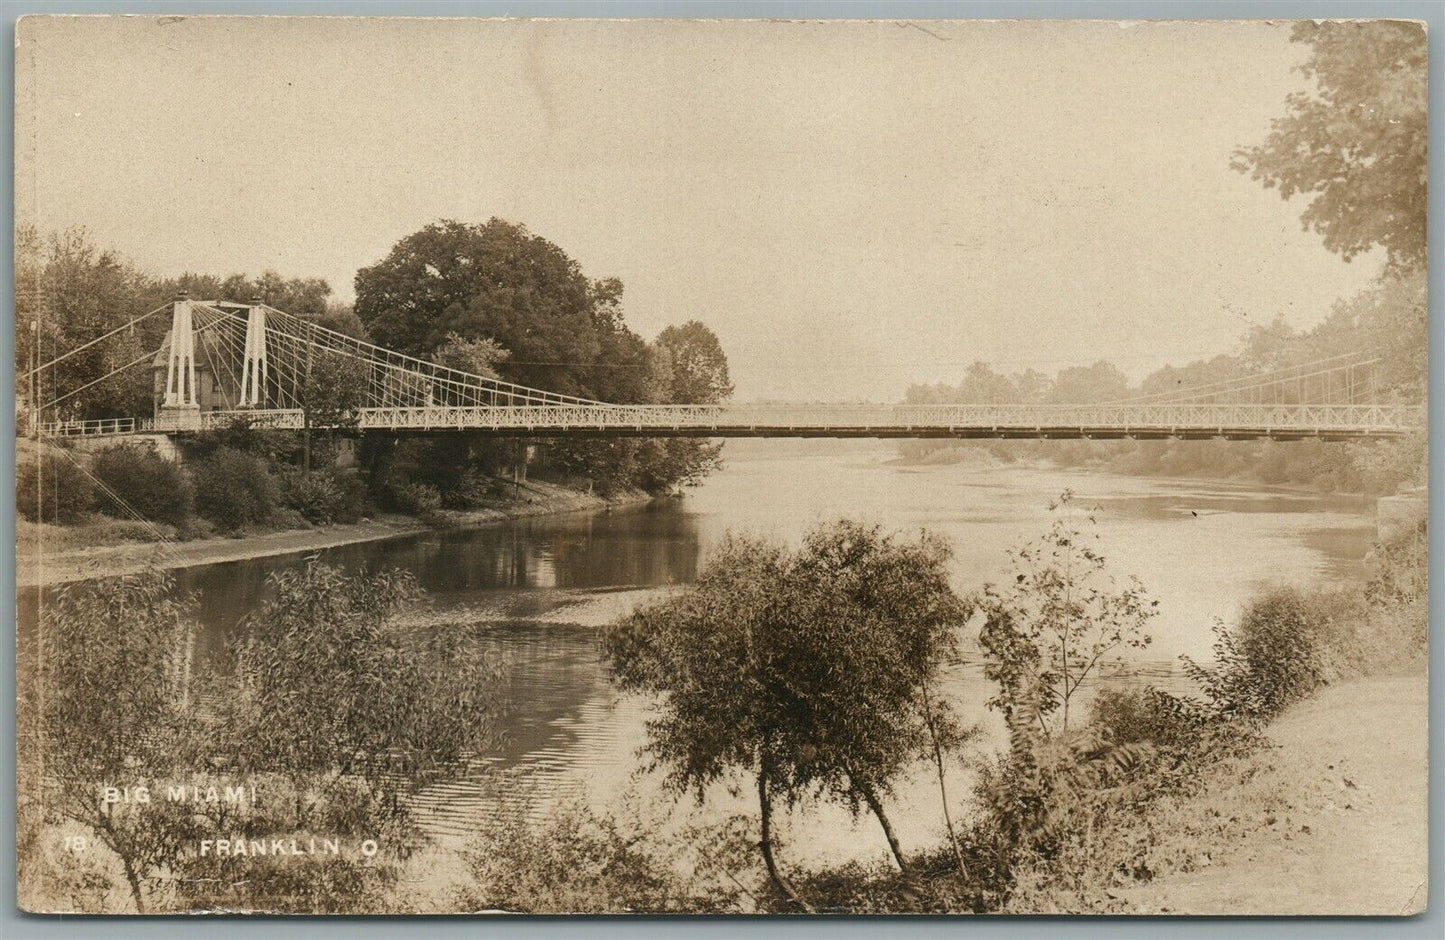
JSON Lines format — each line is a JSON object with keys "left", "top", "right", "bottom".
{"left": 1120, "top": 673, "right": 1428, "bottom": 915}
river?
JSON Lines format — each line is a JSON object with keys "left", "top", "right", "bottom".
{"left": 20, "top": 442, "right": 1380, "bottom": 867}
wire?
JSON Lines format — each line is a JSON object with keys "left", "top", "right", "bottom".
{"left": 20, "top": 303, "right": 172, "bottom": 380}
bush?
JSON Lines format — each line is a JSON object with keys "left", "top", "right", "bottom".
{"left": 278, "top": 469, "right": 343, "bottom": 525}
{"left": 1091, "top": 687, "right": 1211, "bottom": 751}
{"left": 192, "top": 447, "right": 278, "bottom": 532}
{"left": 456, "top": 803, "right": 749, "bottom": 914}
{"left": 278, "top": 468, "right": 374, "bottom": 526}
{"left": 388, "top": 480, "right": 442, "bottom": 517}
{"left": 90, "top": 443, "right": 193, "bottom": 526}
{"left": 1184, "top": 586, "right": 1348, "bottom": 720}
{"left": 16, "top": 447, "right": 94, "bottom": 524}
{"left": 442, "top": 466, "right": 492, "bottom": 509}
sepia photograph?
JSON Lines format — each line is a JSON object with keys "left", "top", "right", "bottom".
{"left": 11, "top": 13, "right": 1429, "bottom": 917}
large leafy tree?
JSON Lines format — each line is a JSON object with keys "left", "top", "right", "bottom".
{"left": 1233, "top": 21, "right": 1426, "bottom": 272}
{"left": 603, "top": 522, "right": 970, "bottom": 906}
{"left": 652, "top": 321, "right": 734, "bottom": 405}
{"left": 18, "top": 227, "right": 159, "bottom": 421}
{"left": 354, "top": 218, "right": 612, "bottom": 398}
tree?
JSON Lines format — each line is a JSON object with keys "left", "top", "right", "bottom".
{"left": 1233, "top": 21, "right": 1426, "bottom": 272}
{"left": 652, "top": 321, "right": 734, "bottom": 404}
{"left": 975, "top": 491, "right": 1158, "bottom": 736}
{"left": 19, "top": 570, "right": 204, "bottom": 912}
{"left": 603, "top": 534, "right": 814, "bottom": 909}
{"left": 603, "top": 522, "right": 972, "bottom": 903}
{"left": 219, "top": 271, "right": 332, "bottom": 315}
{"left": 781, "top": 521, "right": 974, "bottom": 875}
{"left": 20, "top": 228, "right": 159, "bottom": 421}
{"left": 1047, "top": 361, "right": 1131, "bottom": 405}
{"left": 354, "top": 219, "right": 602, "bottom": 394}
{"left": 300, "top": 348, "right": 369, "bottom": 431}
{"left": 296, "top": 344, "right": 370, "bottom": 472}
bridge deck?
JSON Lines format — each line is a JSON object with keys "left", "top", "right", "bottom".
{"left": 36, "top": 403, "right": 1423, "bottom": 441}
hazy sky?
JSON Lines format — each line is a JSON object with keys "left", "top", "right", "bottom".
{"left": 16, "top": 16, "right": 1383, "bottom": 401}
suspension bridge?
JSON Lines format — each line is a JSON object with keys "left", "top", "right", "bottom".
{"left": 22, "top": 296, "right": 1424, "bottom": 442}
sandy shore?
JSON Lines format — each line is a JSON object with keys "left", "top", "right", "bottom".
{"left": 16, "top": 480, "right": 652, "bottom": 587}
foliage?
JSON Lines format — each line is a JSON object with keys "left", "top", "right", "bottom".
{"left": 975, "top": 491, "right": 1158, "bottom": 735}
{"left": 192, "top": 446, "right": 279, "bottom": 532}
{"left": 90, "top": 442, "right": 193, "bottom": 526}
{"left": 603, "top": 533, "right": 809, "bottom": 903}
{"left": 1182, "top": 586, "right": 1344, "bottom": 720}
{"left": 456, "top": 802, "right": 750, "bottom": 914}
{"left": 223, "top": 560, "right": 503, "bottom": 812}
{"left": 355, "top": 218, "right": 609, "bottom": 392}
{"left": 603, "top": 521, "right": 971, "bottom": 902}
{"left": 169, "top": 773, "right": 410, "bottom": 914}
{"left": 355, "top": 218, "right": 732, "bottom": 496}
{"left": 16, "top": 224, "right": 337, "bottom": 421}
{"left": 217, "top": 270, "right": 333, "bottom": 316}
{"left": 779, "top": 521, "right": 974, "bottom": 872}
{"left": 652, "top": 321, "right": 734, "bottom": 404}
{"left": 16, "top": 445, "right": 94, "bottom": 524}
{"left": 388, "top": 480, "right": 443, "bottom": 517}
{"left": 1366, "top": 518, "right": 1427, "bottom": 608}
{"left": 1232, "top": 21, "right": 1427, "bottom": 272}
{"left": 300, "top": 348, "right": 370, "bottom": 431}
{"left": 276, "top": 467, "right": 370, "bottom": 525}
{"left": 432, "top": 331, "right": 510, "bottom": 379}
{"left": 18, "top": 569, "right": 201, "bottom": 912}
{"left": 900, "top": 266, "right": 1425, "bottom": 497}
{"left": 16, "top": 227, "right": 158, "bottom": 421}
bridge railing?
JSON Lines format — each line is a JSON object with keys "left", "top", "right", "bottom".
{"left": 349, "top": 401, "right": 1424, "bottom": 432}
{"left": 35, "top": 416, "right": 148, "bottom": 437}
{"left": 33, "top": 402, "right": 1423, "bottom": 438}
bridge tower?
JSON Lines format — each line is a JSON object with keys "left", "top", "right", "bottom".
{"left": 239, "top": 296, "right": 268, "bottom": 407}
{"left": 160, "top": 293, "right": 201, "bottom": 421}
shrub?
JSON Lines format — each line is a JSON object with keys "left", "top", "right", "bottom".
{"left": 17, "top": 447, "right": 95, "bottom": 524}
{"left": 1183, "top": 586, "right": 1346, "bottom": 720}
{"left": 90, "top": 442, "right": 193, "bottom": 526}
{"left": 277, "top": 468, "right": 374, "bottom": 526}
{"left": 456, "top": 803, "right": 749, "bottom": 914}
{"left": 278, "top": 469, "right": 344, "bottom": 525}
{"left": 192, "top": 447, "right": 278, "bottom": 532}
{"left": 1366, "top": 519, "right": 1427, "bottom": 607}
{"left": 442, "top": 466, "right": 492, "bottom": 509}
{"left": 388, "top": 480, "right": 442, "bottom": 517}
{"left": 1091, "top": 687, "right": 1210, "bottom": 751}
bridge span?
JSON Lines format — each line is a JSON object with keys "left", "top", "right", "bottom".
{"left": 24, "top": 297, "right": 1425, "bottom": 444}
{"left": 38, "top": 402, "right": 1422, "bottom": 442}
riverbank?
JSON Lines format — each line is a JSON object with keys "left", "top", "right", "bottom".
{"left": 16, "top": 479, "right": 653, "bottom": 587}
{"left": 1104, "top": 670, "right": 1428, "bottom": 915}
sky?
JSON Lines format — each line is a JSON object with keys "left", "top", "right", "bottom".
{"left": 16, "top": 16, "right": 1384, "bottom": 402}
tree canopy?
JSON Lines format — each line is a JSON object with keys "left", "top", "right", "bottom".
{"left": 603, "top": 521, "right": 970, "bottom": 903}
{"left": 1232, "top": 21, "right": 1426, "bottom": 272}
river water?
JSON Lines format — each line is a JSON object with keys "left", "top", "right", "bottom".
{"left": 22, "top": 443, "right": 1379, "bottom": 866}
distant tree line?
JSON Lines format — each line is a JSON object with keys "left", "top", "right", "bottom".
{"left": 901, "top": 20, "right": 1427, "bottom": 497}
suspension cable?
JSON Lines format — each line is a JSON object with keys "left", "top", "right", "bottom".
{"left": 20, "top": 303, "right": 172, "bottom": 380}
